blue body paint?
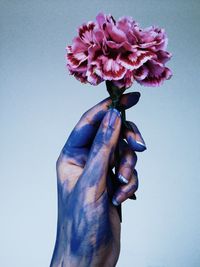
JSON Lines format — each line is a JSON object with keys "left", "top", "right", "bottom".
{"left": 127, "top": 135, "right": 147, "bottom": 152}
{"left": 65, "top": 110, "right": 105, "bottom": 148}
{"left": 50, "top": 101, "right": 144, "bottom": 266}
{"left": 50, "top": 175, "right": 113, "bottom": 267}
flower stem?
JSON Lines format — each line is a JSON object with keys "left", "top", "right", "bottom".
{"left": 106, "top": 81, "right": 130, "bottom": 222}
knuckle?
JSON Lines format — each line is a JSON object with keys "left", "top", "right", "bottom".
{"left": 121, "top": 154, "right": 137, "bottom": 170}
{"left": 81, "top": 109, "right": 90, "bottom": 118}
{"left": 130, "top": 175, "right": 139, "bottom": 191}
{"left": 56, "top": 152, "right": 69, "bottom": 170}
{"left": 82, "top": 112, "right": 92, "bottom": 125}
{"left": 133, "top": 151, "right": 137, "bottom": 163}
{"left": 122, "top": 162, "right": 133, "bottom": 171}
{"left": 122, "top": 148, "right": 137, "bottom": 165}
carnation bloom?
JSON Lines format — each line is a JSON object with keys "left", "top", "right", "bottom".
{"left": 66, "top": 12, "right": 172, "bottom": 89}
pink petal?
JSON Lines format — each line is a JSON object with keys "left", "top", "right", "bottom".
{"left": 105, "top": 40, "right": 132, "bottom": 51}
{"left": 116, "top": 16, "right": 139, "bottom": 45}
{"left": 65, "top": 45, "right": 72, "bottom": 53}
{"left": 134, "top": 65, "right": 148, "bottom": 80}
{"left": 106, "top": 40, "right": 124, "bottom": 49}
{"left": 96, "top": 12, "right": 107, "bottom": 28}
{"left": 96, "top": 12, "right": 115, "bottom": 28}
{"left": 68, "top": 66, "right": 88, "bottom": 84}
{"left": 119, "top": 50, "right": 155, "bottom": 70}
{"left": 137, "top": 66, "right": 172, "bottom": 86}
{"left": 66, "top": 50, "right": 88, "bottom": 68}
{"left": 138, "top": 41, "right": 157, "bottom": 49}
{"left": 112, "top": 69, "right": 134, "bottom": 89}
{"left": 98, "top": 56, "right": 126, "bottom": 80}
{"left": 86, "top": 64, "right": 104, "bottom": 85}
{"left": 65, "top": 12, "right": 172, "bottom": 89}
{"left": 156, "top": 50, "right": 172, "bottom": 64}
{"left": 93, "top": 29, "right": 105, "bottom": 45}
{"left": 71, "top": 36, "right": 88, "bottom": 53}
{"left": 87, "top": 44, "right": 102, "bottom": 64}
{"left": 137, "top": 26, "right": 168, "bottom": 52}
{"left": 67, "top": 60, "right": 87, "bottom": 72}
{"left": 126, "top": 30, "right": 139, "bottom": 45}
{"left": 116, "top": 16, "right": 137, "bottom": 34}
{"left": 78, "top": 22, "right": 96, "bottom": 44}
{"left": 147, "top": 60, "right": 164, "bottom": 77}
{"left": 106, "top": 23, "right": 127, "bottom": 43}
{"left": 66, "top": 52, "right": 81, "bottom": 68}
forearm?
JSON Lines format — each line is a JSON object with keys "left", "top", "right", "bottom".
{"left": 50, "top": 193, "right": 120, "bottom": 267}
{"left": 50, "top": 241, "right": 115, "bottom": 267}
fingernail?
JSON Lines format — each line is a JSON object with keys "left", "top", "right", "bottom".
{"left": 118, "top": 173, "right": 128, "bottom": 184}
{"left": 129, "top": 193, "right": 137, "bottom": 200}
{"left": 112, "top": 197, "right": 120, "bottom": 206}
{"left": 120, "top": 92, "right": 141, "bottom": 109}
{"left": 126, "top": 92, "right": 141, "bottom": 107}
{"left": 136, "top": 140, "right": 147, "bottom": 150}
{"left": 109, "top": 108, "right": 120, "bottom": 127}
{"left": 128, "top": 137, "right": 147, "bottom": 152}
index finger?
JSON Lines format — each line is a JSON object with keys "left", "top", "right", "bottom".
{"left": 63, "top": 92, "right": 140, "bottom": 149}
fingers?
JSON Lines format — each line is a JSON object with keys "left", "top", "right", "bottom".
{"left": 63, "top": 92, "right": 140, "bottom": 150}
{"left": 117, "top": 140, "right": 137, "bottom": 184}
{"left": 123, "top": 121, "right": 147, "bottom": 152}
{"left": 108, "top": 122, "right": 145, "bottom": 206}
{"left": 112, "top": 169, "right": 139, "bottom": 206}
{"left": 79, "top": 108, "right": 121, "bottom": 199}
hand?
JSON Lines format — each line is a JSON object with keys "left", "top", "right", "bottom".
{"left": 50, "top": 93, "right": 146, "bottom": 267}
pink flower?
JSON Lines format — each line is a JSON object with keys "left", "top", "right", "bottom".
{"left": 66, "top": 12, "right": 172, "bottom": 89}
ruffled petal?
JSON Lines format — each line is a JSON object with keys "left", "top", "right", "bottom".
{"left": 112, "top": 69, "right": 134, "bottom": 89}
{"left": 119, "top": 50, "right": 155, "bottom": 70}
{"left": 105, "top": 40, "right": 132, "bottom": 51}
{"left": 117, "top": 16, "right": 137, "bottom": 34}
{"left": 134, "top": 65, "right": 148, "bottom": 81}
{"left": 96, "top": 12, "right": 115, "bottom": 28}
{"left": 67, "top": 65, "right": 88, "bottom": 83}
{"left": 156, "top": 50, "right": 172, "bottom": 64}
{"left": 137, "top": 62, "right": 172, "bottom": 86}
{"left": 66, "top": 49, "right": 88, "bottom": 68}
{"left": 106, "top": 23, "right": 128, "bottom": 43}
{"left": 65, "top": 12, "right": 172, "bottom": 88}
{"left": 93, "top": 29, "right": 105, "bottom": 45}
{"left": 71, "top": 36, "right": 88, "bottom": 53}
{"left": 97, "top": 56, "right": 126, "bottom": 80}
{"left": 78, "top": 21, "right": 96, "bottom": 45}
{"left": 86, "top": 64, "right": 104, "bottom": 85}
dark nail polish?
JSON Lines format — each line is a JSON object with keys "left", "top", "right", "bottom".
{"left": 112, "top": 197, "right": 120, "bottom": 206}
{"left": 118, "top": 173, "right": 128, "bottom": 184}
{"left": 136, "top": 140, "right": 147, "bottom": 150}
{"left": 120, "top": 92, "right": 141, "bottom": 109}
{"left": 126, "top": 92, "right": 141, "bottom": 107}
{"left": 129, "top": 193, "right": 137, "bottom": 200}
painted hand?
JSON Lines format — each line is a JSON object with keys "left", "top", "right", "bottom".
{"left": 50, "top": 93, "right": 146, "bottom": 267}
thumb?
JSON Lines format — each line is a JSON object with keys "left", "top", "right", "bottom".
{"left": 80, "top": 108, "right": 121, "bottom": 200}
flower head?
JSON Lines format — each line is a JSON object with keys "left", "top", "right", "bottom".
{"left": 66, "top": 12, "right": 172, "bottom": 89}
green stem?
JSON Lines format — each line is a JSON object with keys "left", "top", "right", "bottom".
{"left": 106, "top": 81, "right": 127, "bottom": 222}
{"left": 106, "top": 80, "right": 137, "bottom": 221}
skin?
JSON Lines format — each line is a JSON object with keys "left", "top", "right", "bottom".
{"left": 50, "top": 92, "right": 146, "bottom": 267}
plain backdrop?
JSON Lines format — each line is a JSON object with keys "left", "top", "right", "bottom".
{"left": 1, "top": 0, "right": 200, "bottom": 266}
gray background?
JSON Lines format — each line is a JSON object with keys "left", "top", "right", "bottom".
{"left": 1, "top": 0, "right": 200, "bottom": 266}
